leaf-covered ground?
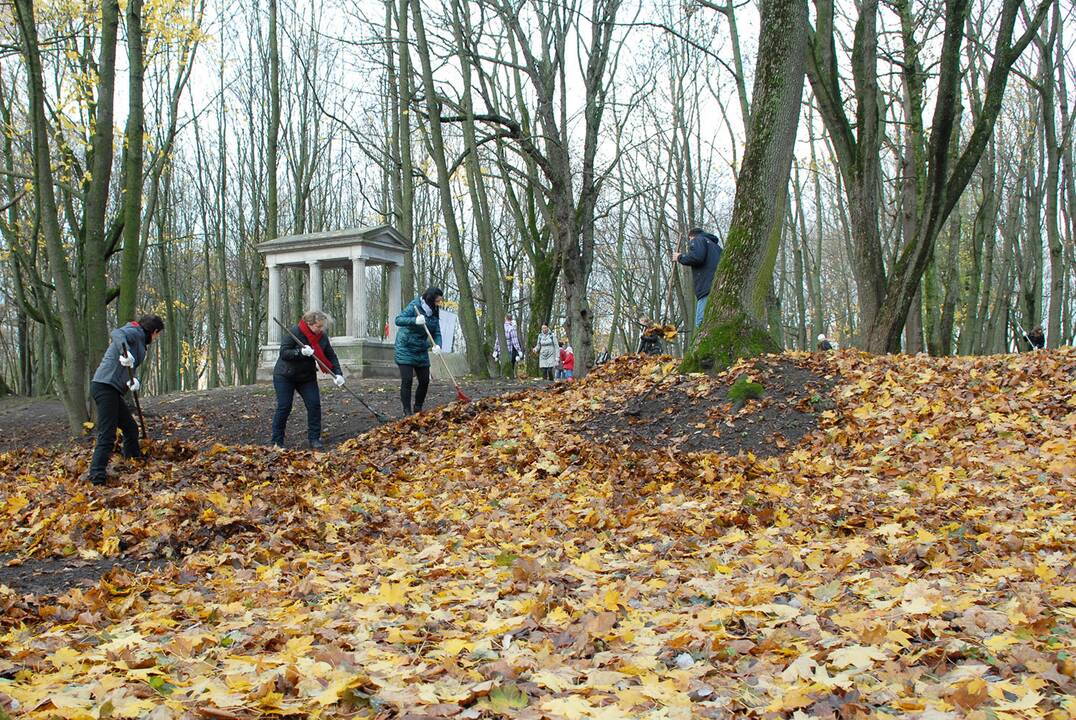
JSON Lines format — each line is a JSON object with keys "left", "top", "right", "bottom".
{"left": 1, "top": 349, "right": 1075, "bottom": 719}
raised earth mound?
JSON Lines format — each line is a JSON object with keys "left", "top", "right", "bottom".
{"left": 1, "top": 349, "right": 1074, "bottom": 718}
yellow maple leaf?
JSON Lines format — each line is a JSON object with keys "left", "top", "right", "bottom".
{"left": 376, "top": 580, "right": 411, "bottom": 605}
{"left": 439, "top": 637, "right": 473, "bottom": 656}
{"left": 828, "top": 644, "right": 887, "bottom": 669}
{"left": 540, "top": 695, "right": 593, "bottom": 719}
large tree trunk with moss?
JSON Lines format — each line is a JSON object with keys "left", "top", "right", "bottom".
{"left": 682, "top": 0, "right": 807, "bottom": 372}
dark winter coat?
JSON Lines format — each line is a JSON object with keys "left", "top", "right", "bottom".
{"left": 273, "top": 325, "right": 342, "bottom": 383}
{"left": 678, "top": 232, "right": 723, "bottom": 299}
{"left": 92, "top": 323, "right": 149, "bottom": 393}
{"left": 395, "top": 297, "right": 442, "bottom": 367}
{"left": 1025, "top": 330, "right": 1046, "bottom": 350}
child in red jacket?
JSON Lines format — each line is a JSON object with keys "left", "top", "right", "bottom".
{"left": 560, "top": 344, "right": 575, "bottom": 380}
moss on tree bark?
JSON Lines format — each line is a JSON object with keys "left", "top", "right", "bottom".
{"left": 682, "top": 0, "right": 807, "bottom": 373}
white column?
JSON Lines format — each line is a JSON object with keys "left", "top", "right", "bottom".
{"left": 345, "top": 267, "right": 354, "bottom": 336}
{"left": 352, "top": 257, "right": 367, "bottom": 339}
{"left": 307, "top": 260, "right": 322, "bottom": 311}
{"left": 267, "top": 262, "right": 281, "bottom": 343}
{"left": 387, "top": 263, "right": 402, "bottom": 342}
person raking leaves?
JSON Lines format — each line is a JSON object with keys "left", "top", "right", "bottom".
{"left": 87, "top": 314, "right": 164, "bottom": 486}
{"left": 271, "top": 310, "right": 344, "bottom": 450}
{"left": 395, "top": 287, "right": 445, "bottom": 415}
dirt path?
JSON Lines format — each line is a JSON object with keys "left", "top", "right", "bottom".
{"left": 0, "top": 377, "right": 534, "bottom": 452}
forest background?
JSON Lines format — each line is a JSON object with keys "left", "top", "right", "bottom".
{"left": 0, "top": 0, "right": 1071, "bottom": 431}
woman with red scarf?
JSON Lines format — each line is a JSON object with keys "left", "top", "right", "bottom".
{"left": 271, "top": 310, "right": 344, "bottom": 450}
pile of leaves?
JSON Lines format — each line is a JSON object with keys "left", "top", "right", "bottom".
{"left": 1, "top": 349, "right": 1075, "bottom": 719}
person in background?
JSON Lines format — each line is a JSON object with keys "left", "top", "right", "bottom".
{"left": 271, "top": 310, "right": 345, "bottom": 450}
{"left": 87, "top": 314, "right": 165, "bottom": 485}
{"left": 1024, "top": 325, "right": 1046, "bottom": 350}
{"left": 493, "top": 315, "right": 525, "bottom": 377}
{"left": 673, "top": 227, "right": 723, "bottom": 327}
{"left": 817, "top": 333, "right": 834, "bottom": 351}
{"left": 395, "top": 287, "right": 444, "bottom": 415}
{"left": 534, "top": 323, "right": 558, "bottom": 381}
{"left": 557, "top": 341, "right": 567, "bottom": 380}
{"left": 561, "top": 343, "right": 575, "bottom": 380}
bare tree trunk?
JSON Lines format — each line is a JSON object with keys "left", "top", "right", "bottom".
{"left": 82, "top": 0, "right": 121, "bottom": 376}
{"left": 451, "top": 0, "right": 505, "bottom": 375}
{"left": 1037, "top": 6, "right": 1063, "bottom": 347}
{"left": 267, "top": 0, "right": 281, "bottom": 242}
{"left": 409, "top": 0, "right": 485, "bottom": 372}
{"left": 684, "top": 0, "right": 807, "bottom": 371}
{"left": 13, "top": 0, "right": 90, "bottom": 431}
{"left": 118, "top": 0, "right": 145, "bottom": 323}
{"left": 388, "top": 0, "right": 416, "bottom": 299}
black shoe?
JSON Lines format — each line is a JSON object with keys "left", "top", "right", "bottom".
{"left": 310, "top": 440, "right": 324, "bottom": 451}
{"left": 88, "top": 474, "right": 107, "bottom": 486}
{"left": 413, "top": 406, "right": 423, "bottom": 414}
{"left": 273, "top": 442, "right": 285, "bottom": 449}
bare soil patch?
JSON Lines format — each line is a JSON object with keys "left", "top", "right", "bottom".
{"left": 577, "top": 357, "right": 836, "bottom": 456}
{"left": 0, "top": 377, "right": 532, "bottom": 452}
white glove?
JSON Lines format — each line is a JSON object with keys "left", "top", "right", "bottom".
{"left": 301, "top": 345, "right": 315, "bottom": 357}
{"left": 333, "top": 374, "right": 345, "bottom": 387}
{"left": 127, "top": 377, "right": 141, "bottom": 393}
{"left": 431, "top": 345, "right": 441, "bottom": 354}
{"left": 414, "top": 314, "right": 426, "bottom": 326}
{"left": 119, "top": 350, "right": 135, "bottom": 368}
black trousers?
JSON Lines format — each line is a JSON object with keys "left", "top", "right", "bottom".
{"left": 272, "top": 375, "right": 321, "bottom": 445}
{"left": 541, "top": 367, "right": 554, "bottom": 381}
{"left": 399, "top": 364, "right": 430, "bottom": 414}
{"left": 89, "top": 381, "right": 142, "bottom": 480}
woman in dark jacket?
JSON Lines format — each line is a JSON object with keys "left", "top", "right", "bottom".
{"left": 395, "top": 287, "right": 443, "bottom": 415}
{"left": 272, "top": 310, "right": 344, "bottom": 449}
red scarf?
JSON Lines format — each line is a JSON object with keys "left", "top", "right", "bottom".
{"left": 298, "top": 319, "right": 333, "bottom": 374}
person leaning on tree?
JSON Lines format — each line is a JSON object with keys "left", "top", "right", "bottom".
{"left": 87, "top": 314, "right": 165, "bottom": 486}
{"left": 672, "top": 227, "right": 723, "bottom": 327}
{"left": 271, "top": 310, "right": 344, "bottom": 450}
{"left": 395, "top": 287, "right": 444, "bottom": 415}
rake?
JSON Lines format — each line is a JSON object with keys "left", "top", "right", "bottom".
{"left": 271, "top": 316, "right": 390, "bottom": 423}
{"left": 423, "top": 324, "right": 470, "bottom": 403}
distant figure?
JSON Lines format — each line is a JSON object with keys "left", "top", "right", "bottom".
{"left": 395, "top": 287, "right": 444, "bottom": 415}
{"left": 817, "top": 333, "right": 834, "bottom": 351}
{"left": 272, "top": 310, "right": 345, "bottom": 450}
{"left": 561, "top": 344, "right": 575, "bottom": 380}
{"left": 1024, "top": 325, "right": 1046, "bottom": 350}
{"left": 673, "top": 227, "right": 723, "bottom": 327}
{"left": 493, "top": 315, "right": 525, "bottom": 376}
{"left": 88, "top": 314, "right": 165, "bottom": 485}
{"left": 534, "top": 323, "right": 559, "bottom": 381}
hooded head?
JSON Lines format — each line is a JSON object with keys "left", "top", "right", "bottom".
{"left": 817, "top": 334, "right": 826, "bottom": 342}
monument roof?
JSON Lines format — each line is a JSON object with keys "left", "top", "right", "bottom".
{"left": 257, "top": 224, "right": 408, "bottom": 254}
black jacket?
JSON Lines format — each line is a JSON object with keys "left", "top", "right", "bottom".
{"left": 678, "top": 232, "right": 723, "bottom": 299}
{"left": 273, "top": 325, "right": 342, "bottom": 382}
